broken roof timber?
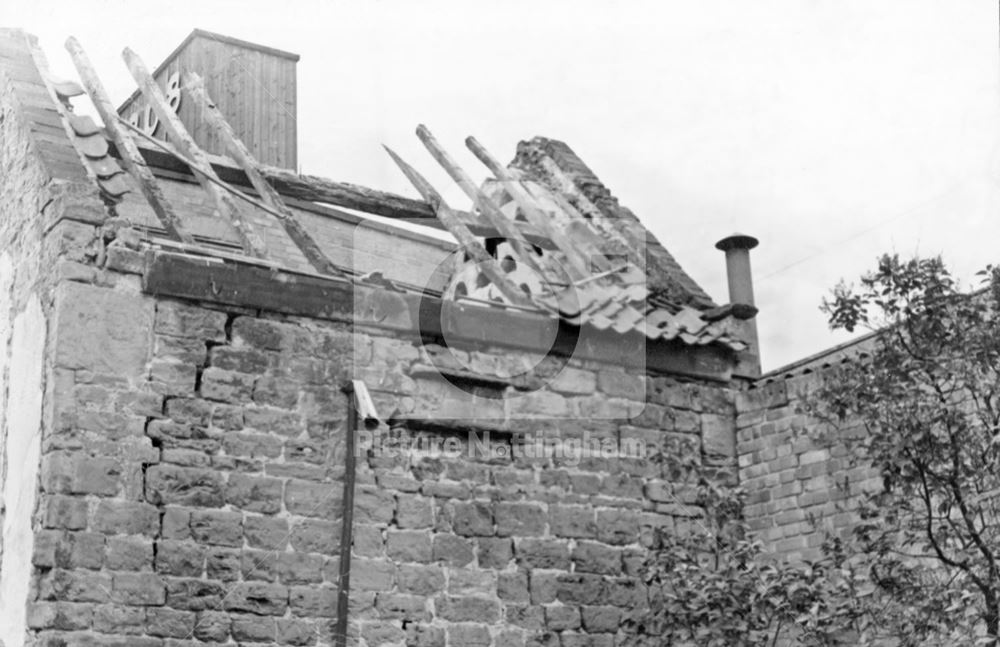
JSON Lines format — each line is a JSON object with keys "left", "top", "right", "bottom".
{"left": 124, "top": 46, "right": 269, "bottom": 258}
{"left": 122, "top": 142, "right": 552, "bottom": 244}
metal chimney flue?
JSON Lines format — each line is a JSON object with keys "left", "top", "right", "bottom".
{"left": 715, "top": 233, "right": 761, "bottom": 377}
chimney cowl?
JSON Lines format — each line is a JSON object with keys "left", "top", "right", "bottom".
{"left": 715, "top": 233, "right": 759, "bottom": 252}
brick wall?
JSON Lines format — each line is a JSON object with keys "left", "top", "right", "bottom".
{"left": 736, "top": 372, "right": 879, "bottom": 563}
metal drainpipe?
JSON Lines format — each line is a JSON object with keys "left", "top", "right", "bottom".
{"left": 335, "top": 380, "right": 379, "bottom": 647}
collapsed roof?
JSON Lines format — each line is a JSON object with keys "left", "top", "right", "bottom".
{"left": 5, "top": 28, "right": 755, "bottom": 355}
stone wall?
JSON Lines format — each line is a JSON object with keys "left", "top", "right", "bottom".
{"left": 0, "top": 28, "right": 114, "bottom": 646}
{"left": 736, "top": 371, "right": 878, "bottom": 563}
{"left": 21, "top": 258, "right": 741, "bottom": 647}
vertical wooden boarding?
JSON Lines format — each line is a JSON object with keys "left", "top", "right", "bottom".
{"left": 183, "top": 73, "right": 344, "bottom": 277}
{"left": 65, "top": 38, "right": 195, "bottom": 244}
{"left": 383, "top": 146, "right": 536, "bottom": 309}
{"left": 122, "top": 47, "right": 269, "bottom": 259}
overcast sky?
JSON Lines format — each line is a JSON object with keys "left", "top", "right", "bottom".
{"left": 8, "top": 0, "right": 1000, "bottom": 370}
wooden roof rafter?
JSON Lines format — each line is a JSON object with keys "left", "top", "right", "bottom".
{"left": 182, "top": 72, "right": 345, "bottom": 277}
{"left": 66, "top": 37, "right": 196, "bottom": 244}
{"left": 122, "top": 47, "right": 269, "bottom": 259}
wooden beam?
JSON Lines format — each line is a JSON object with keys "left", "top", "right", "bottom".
{"left": 65, "top": 37, "right": 195, "bottom": 244}
{"left": 465, "top": 136, "right": 602, "bottom": 279}
{"left": 183, "top": 72, "right": 344, "bottom": 277}
{"left": 382, "top": 145, "right": 536, "bottom": 310}
{"left": 258, "top": 161, "right": 549, "bottom": 243}
{"left": 415, "top": 125, "right": 543, "bottom": 275}
{"left": 122, "top": 47, "right": 268, "bottom": 259}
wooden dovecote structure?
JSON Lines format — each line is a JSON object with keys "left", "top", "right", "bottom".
{"left": 117, "top": 29, "right": 299, "bottom": 169}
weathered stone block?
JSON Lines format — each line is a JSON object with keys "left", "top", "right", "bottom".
{"left": 572, "top": 541, "right": 622, "bottom": 575}
{"left": 210, "top": 346, "right": 270, "bottom": 374}
{"left": 111, "top": 572, "right": 166, "bottom": 606}
{"left": 155, "top": 540, "right": 205, "bottom": 577}
{"left": 226, "top": 473, "right": 283, "bottom": 514}
{"left": 284, "top": 479, "right": 340, "bottom": 518}
{"left": 54, "top": 282, "right": 152, "bottom": 378}
{"left": 104, "top": 536, "right": 153, "bottom": 571}
{"left": 595, "top": 509, "right": 642, "bottom": 545}
{"left": 555, "top": 573, "right": 606, "bottom": 606}
{"left": 231, "top": 613, "right": 277, "bottom": 641}
{"left": 448, "top": 569, "right": 497, "bottom": 597}
{"left": 597, "top": 369, "right": 645, "bottom": 400}
{"left": 91, "top": 500, "right": 159, "bottom": 536}
{"left": 165, "top": 577, "right": 226, "bottom": 611}
{"left": 396, "top": 564, "right": 445, "bottom": 596}
{"left": 288, "top": 518, "right": 339, "bottom": 554}
{"left": 92, "top": 604, "right": 146, "bottom": 634}
{"left": 253, "top": 375, "right": 300, "bottom": 409}
{"left": 498, "top": 571, "right": 529, "bottom": 603}
{"left": 375, "top": 592, "right": 428, "bottom": 621}
{"left": 496, "top": 627, "right": 527, "bottom": 647}
{"left": 549, "top": 505, "right": 596, "bottom": 539}
{"left": 277, "top": 617, "right": 317, "bottom": 646}
{"left": 529, "top": 572, "right": 558, "bottom": 604}
{"left": 477, "top": 536, "right": 513, "bottom": 569}
{"left": 42, "top": 452, "right": 121, "bottom": 496}
{"left": 451, "top": 501, "right": 494, "bottom": 537}
{"left": 702, "top": 413, "right": 736, "bottom": 457}
{"left": 545, "top": 605, "right": 581, "bottom": 630}
{"left": 395, "top": 493, "right": 434, "bottom": 529}
{"left": 495, "top": 502, "right": 546, "bottom": 537}
{"left": 223, "top": 582, "right": 288, "bottom": 616}
{"left": 40, "top": 494, "right": 88, "bottom": 529}
{"left": 200, "top": 367, "right": 255, "bottom": 403}
{"left": 149, "top": 359, "right": 197, "bottom": 397}
{"left": 351, "top": 557, "right": 396, "bottom": 591}
{"left": 242, "top": 548, "right": 279, "bottom": 582}
{"left": 55, "top": 532, "right": 104, "bottom": 571}
{"left": 155, "top": 301, "right": 227, "bottom": 341}
{"left": 447, "top": 623, "right": 492, "bottom": 646}
{"left": 146, "top": 465, "right": 225, "bottom": 507}
{"left": 289, "top": 585, "right": 337, "bottom": 617}
{"left": 188, "top": 509, "right": 243, "bottom": 547}
{"left": 516, "top": 538, "right": 571, "bottom": 570}
{"left": 192, "top": 610, "right": 230, "bottom": 641}
{"left": 432, "top": 533, "right": 474, "bottom": 567}
{"left": 244, "top": 405, "right": 302, "bottom": 436}
{"left": 26, "top": 601, "right": 93, "bottom": 630}
{"left": 244, "top": 515, "right": 289, "bottom": 550}
{"left": 277, "top": 551, "right": 325, "bottom": 585}
{"left": 580, "top": 605, "right": 622, "bottom": 633}
{"left": 353, "top": 486, "right": 395, "bottom": 524}
{"left": 145, "top": 607, "right": 196, "bottom": 638}
{"left": 205, "top": 547, "right": 242, "bottom": 581}
{"left": 407, "top": 623, "right": 446, "bottom": 647}
{"left": 386, "top": 530, "right": 432, "bottom": 563}
{"left": 361, "top": 621, "right": 407, "bottom": 646}
{"left": 435, "top": 595, "right": 500, "bottom": 623}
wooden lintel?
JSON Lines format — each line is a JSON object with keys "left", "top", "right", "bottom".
{"left": 143, "top": 251, "right": 355, "bottom": 319}
{"left": 142, "top": 250, "right": 733, "bottom": 382}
